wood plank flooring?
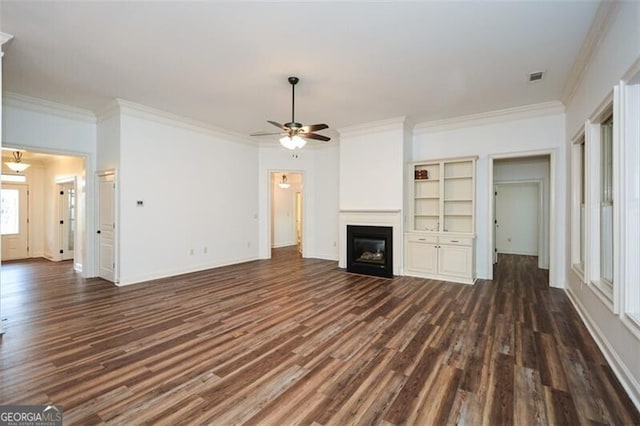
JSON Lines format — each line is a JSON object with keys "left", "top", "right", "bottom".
{"left": 1, "top": 249, "right": 639, "bottom": 425}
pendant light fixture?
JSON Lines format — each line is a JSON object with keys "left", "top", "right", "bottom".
{"left": 278, "top": 174, "right": 290, "bottom": 189}
{"left": 5, "top": 151, "right": 30, "bottom": 173}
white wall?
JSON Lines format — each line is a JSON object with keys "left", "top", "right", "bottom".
{"left": 339, "top": 119, "right": 406, "bottom": 210}
{"left": 258, "top": 144, "right": 339, "bottom": 261}
{"left": 494, "top": 155, "right": 550, "bottom": 267}
{"left": 117, "top": 112, "right": 259, "bottom": 285}
{"left": 271, "top": 173, "right": 302, "bottom": 248}
{"left": 97, "top": 112, "right": 120, "bottom": 172}
{"left": 2, "top": 96, "right": 97, "bottom": 277}
{"left": 565, "top": 1, "right": 640, "bottom": 409}
{"left": 413, "top": 111, "right": 566, "bottom": 285}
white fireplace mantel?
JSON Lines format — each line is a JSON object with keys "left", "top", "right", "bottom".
{"left": 339, "top": 210, "right": 403, "bottom": 275}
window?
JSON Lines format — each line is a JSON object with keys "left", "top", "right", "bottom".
{"left": 585, "top": 101, "right": 616, "bottom": 309}
{"left": 600, "top": 115, "right": 614, "bottom": 288}
{"left": 571, "top": 134, "right": 586, "bottom": 278}
{"left": 0, "top": 188, "right": 20, "bottom": 235}
{"left": 1, "top": 174, "right": 26, "bottom": 183}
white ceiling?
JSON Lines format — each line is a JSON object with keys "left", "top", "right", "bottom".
{"left": 1, "top": 1, "right": 599, "bottom": 136}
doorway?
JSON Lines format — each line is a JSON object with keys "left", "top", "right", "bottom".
{"left": 1, "top": 148, "right": 87, "bottom": 269}
{"left": 270, "top": 172, "right": 303, "bottom": 255}
{"left": 489, "top": 152, "right": 553, "bottom": 283}
{"left": 1, "top": 183, "right": 29, "bottom": 260}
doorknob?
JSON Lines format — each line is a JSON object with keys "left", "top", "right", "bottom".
{"left": 97, "top": 230, "right": 101, "bottom": 234}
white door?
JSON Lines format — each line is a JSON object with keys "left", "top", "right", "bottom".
{"left": 98, "top": 173, "right": 116, "bottom": 282}
{"left": 1, "top": 183, "right": 29, "bottom": 260}
{"left": 58, "top": 181, "right": 76, "bottom": 261}
{"left": 495, "top": 182, "right": 539, "bottom": 256}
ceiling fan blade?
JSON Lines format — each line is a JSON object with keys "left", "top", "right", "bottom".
{"left": 250, "top": 131, "right": 284, "bottom": 136}
{"left": 299, "top": 123, "right": 329, "bottom": 133}
{"left": 299, "top": 133, "right": 331, "bottom": 142}
{"left": 267, "top": 120, "right": 287, "bottom": 131}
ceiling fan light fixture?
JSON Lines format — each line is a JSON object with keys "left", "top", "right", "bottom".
{"left": 279, "top": 135, "right": 306, "bottom": 150}
{"left": 5, "top": 151, "right": 30, "bottom": 173}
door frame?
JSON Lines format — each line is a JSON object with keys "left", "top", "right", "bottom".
{"left": 494, "top": 179, "right": 544, "bottom": 264}
{"left": 96, "top": 169, "right": 118, "bottom": 283}
{"left": 488, "top": 149, "right": 556, "bottom": 285}
{"left": 266, "top": 169, "right": 306, "bottom": 258}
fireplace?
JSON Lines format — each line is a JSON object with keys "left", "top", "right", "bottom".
{"left": 346, "top": 225, "right": 393, "bottom": 278}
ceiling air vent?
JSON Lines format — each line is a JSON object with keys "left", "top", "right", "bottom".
{"left": 528, "top": 71, "right": 545, "bottom": 83}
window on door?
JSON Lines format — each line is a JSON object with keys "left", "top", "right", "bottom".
{"left": 1, "top": 188, "right": 20, "bottom": 235}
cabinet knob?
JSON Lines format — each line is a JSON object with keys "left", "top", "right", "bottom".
{"left": 450, "top": 240, "right": 459, "bottom": 243}
{"left": 418, "top": 238, "right": 426, "bottom": 241}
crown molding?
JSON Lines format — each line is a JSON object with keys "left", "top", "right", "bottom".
{"left": 561, "top": 1, "right": 622, "bottom": 106}
{"left": 0, "top": 32, "right": 13, "bottom": 46}
{"left": 337, "top": 116, "right": 407, "bottom": 138}
{"left": 3, "top": 92, "right": 97, "bottom": 123}
{"left": 413, "top": 101, "right": 565, "bottom": 135}
{"left": 111, "top": 99, "right": 257, "bottom": 147}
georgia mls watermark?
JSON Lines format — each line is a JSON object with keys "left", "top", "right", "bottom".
{"left": 0, "top": 405, "right": 62, "bottom": 426}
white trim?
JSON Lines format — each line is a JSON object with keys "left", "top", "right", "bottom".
{"left": 488, "top": 149, "right": 555, "bottom": 286}
{"left": 561, "top": 2, "right": 622, "bottom": 105}
{"left": 566, "top": 288, "right": 640, "bottom": 412}
{"left": 623, "top": 314, "right": 640, "bottom": 341}
{"left": 0, "top": 32, "right": 13, "bottom": 46}
{"left": 114, "top": 99, "right": 256, "bottom": 147}
{"left": 414, "top": 102, "right": 565, "bottom": 135}
{"left": 339, "top": 209, "right": 402, "bottom": 214}
{"left": 337, "top": 116, "right": 407, "bottom": 138}
{"left": 3, "top": 92, "right": 97, "bottom": 123}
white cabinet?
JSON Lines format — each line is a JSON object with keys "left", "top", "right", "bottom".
{"left": 405, "top": 156, "right": 477, "bottom": 285}
{"left": 406, "top": 235, "right": 438, "bottom": 274}
{"left": 404, "top": 234, "right": 475, "bottom": 284}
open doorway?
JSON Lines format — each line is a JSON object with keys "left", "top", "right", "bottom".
{"left": 270, "top": 171, "right": 303, "bottom": 256}
{"left": 490, "top": 154, "right": 551, "bottom": 277}
{"left": 1, "top": 148, "right": 86, "bottom": 270}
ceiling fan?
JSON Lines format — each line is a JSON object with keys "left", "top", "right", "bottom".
{"left": 251, "top": 76, "right": 330, "bottom": 149}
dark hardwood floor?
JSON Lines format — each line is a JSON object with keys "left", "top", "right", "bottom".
{"left": 1, "top": 250, "right": 638, "bottom": 425}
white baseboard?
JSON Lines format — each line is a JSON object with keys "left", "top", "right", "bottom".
{"left": 116, "top": 256, "right": 260, "bottom": 286}
{"left": 565, "top": 288, "right": 640, "bottom": 412}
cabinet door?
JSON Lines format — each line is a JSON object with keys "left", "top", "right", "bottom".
{"left": 406, "top": 241, "right": 438, "bottom": 274}
{"left": 438, "top": 244, "right": 472, "bottom": 278}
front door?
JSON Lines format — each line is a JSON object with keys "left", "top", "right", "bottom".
{"left": 98, "top": 173, "right": 116, "bottom": 282}
{"left": 1, "top": 183, "right": 29, "bottom": 260}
